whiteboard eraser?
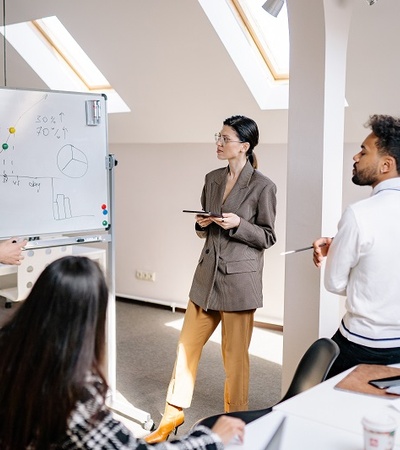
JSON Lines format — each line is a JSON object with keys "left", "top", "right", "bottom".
{"left": 86, "top": 100, "right": 101, "bottom": 126}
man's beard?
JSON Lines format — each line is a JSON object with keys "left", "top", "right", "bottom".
{"left": 352, "top": 165, "right": 379, "bottom": 186}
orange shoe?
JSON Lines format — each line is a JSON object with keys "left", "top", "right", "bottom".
{"left": 144, "top": 405, "right": 184, "bottom": 443}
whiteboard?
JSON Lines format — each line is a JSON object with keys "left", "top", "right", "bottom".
{"left": 0, "top": 87, "right": 110, "bottom": 239}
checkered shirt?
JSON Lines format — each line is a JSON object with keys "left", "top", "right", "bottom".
{"left": 57, "top": 375, "right": 223, "bottom": 450}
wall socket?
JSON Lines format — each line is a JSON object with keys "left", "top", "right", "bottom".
{"left": 136, "top": 270, "right": 156, "bottom": 282}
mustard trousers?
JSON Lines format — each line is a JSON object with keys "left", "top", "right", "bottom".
{"left": 166, "top": 300, "right": 255, "bottom": 412}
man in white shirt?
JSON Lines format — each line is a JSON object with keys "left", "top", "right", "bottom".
{"left": 0, "top": 238, "right": 27, "bottom": 265}
{"left": 313, "top": 114, "right": 400, "bottom": 377}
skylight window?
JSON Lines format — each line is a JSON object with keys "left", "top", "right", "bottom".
{"left": 0, "top": 16, "right": 130, "bottom": 113}
{"left": 232, "top": 0, "right": 289, "bottom": 80}
{"left": 198, "top": 0, "right": 289, "bottom": 110}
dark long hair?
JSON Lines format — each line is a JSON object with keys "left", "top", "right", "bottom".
{"left": 0, "top": 256, "right": 109, "bottom": 449}
{"left": 223, "top": 115, "right": 259, "bottom": 168}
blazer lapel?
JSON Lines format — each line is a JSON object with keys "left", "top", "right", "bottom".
{"left": 222, "top": 161, "right": 254, "bottom": 214}
{"left": 207, "top": 161, "right": 254, "bottom": 215}
{"left": 208, "top": 166, "right": 228, "bottom": 214}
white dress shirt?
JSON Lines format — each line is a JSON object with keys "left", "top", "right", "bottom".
{"left": 325, "top": 177, "right": 400, "bottom": 348}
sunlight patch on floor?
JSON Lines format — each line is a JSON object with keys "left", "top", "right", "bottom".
{"left": 165, "top": 318, "right": 283, "bottom": 366}
{"left": 110, "top": 392, "right": 150, "bottom": 438}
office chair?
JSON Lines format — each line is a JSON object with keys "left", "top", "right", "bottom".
{"left": 192, "top": 337, "right": 340, "bottom": 429}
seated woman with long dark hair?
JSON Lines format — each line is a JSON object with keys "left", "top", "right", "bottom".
{"left": 0, "top": 256, "right": 244, "bottom": 449}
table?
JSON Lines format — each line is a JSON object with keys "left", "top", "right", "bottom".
{"left": 274, "top": 364, "right": 400, "bottom": 443}
{"left": 225, "top": 410, "right": 367, "bottom": 450}
{"left": 225, "top": 365, "right": 400, "bottom": 450}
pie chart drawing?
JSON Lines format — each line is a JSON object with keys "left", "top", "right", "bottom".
{"left": 57, "top": 144, "right": 88, "bottom": 178}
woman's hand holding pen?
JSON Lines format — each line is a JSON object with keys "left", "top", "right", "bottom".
{"left": 214, "top": 213, "right": 240, "bottom": 230}
{"left": 313, "top": 237, "right": 333, "bottom": 268}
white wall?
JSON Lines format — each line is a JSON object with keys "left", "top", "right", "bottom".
{"left": 112, "top": 138, "right": 370, "bottom": 326}
{"left": 112, "top": 142, "right": 286, "bottom": 325}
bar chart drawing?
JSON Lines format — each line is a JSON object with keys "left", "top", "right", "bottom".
{"left": 54, "top": 193, "right": 73, "bottom": 220}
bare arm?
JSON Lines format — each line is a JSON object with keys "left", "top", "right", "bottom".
{"left": 0, "top": 238, "right": 28, "bottom": 265}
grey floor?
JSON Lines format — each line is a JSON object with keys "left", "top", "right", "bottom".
{"left": 115, "top": 299, "right": 282, "bottom": 436}
{"left": 0, "top": 297, "right": 282, "bottom": 438}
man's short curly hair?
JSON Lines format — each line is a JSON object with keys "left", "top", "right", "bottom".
{"left": 365, "top": 115, "right": 400, "bottom": 173}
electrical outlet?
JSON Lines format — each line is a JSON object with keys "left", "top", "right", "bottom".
{"left": 136, "top": 270, "right": 144, "bottom": 280}
{"left": 136, "top": 270, "right": 156, "bottom": 282}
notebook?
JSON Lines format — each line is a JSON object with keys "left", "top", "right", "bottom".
{"left": 334, "top": 364, "right": 400, "bottom": 398}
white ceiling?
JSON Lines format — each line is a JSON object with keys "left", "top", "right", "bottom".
{"left": 2, "top": 0, "right": 399, "bottom": 145}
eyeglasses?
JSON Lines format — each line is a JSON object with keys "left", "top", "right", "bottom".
{"left": 214, "top": 133, "right": 243, "bottom": 146}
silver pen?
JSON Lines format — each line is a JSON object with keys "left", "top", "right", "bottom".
{"left": 281, "top": 242, "right": 327, "bottom": 256}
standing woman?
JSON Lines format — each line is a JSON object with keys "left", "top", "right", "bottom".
{"left": 0, "top": 256, "right": 244, "bottom": 449}
{"left": 146, "top": 115, "right": 277, "bottom": 443}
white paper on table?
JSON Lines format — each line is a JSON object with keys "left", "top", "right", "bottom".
{"left": 224, "top": 411, "right": 286, "bottom": 450}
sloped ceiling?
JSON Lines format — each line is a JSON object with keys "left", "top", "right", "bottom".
{"left": 1, "top": 0, "right": 399, "bottom": 145}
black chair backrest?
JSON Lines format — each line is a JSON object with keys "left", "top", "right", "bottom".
{"left": 279, "top": 337, "right": 339, "bottom": 403}
{"left": 193, "top": 337, "right": 340, "bottom": 430}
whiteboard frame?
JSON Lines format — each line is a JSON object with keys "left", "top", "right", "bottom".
{"left": 0, "top": 86, "right": 110, "bottom": 239}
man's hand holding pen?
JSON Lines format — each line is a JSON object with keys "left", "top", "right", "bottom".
{"left": 313, "top": 237, "right": 333, "bottom": 268}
